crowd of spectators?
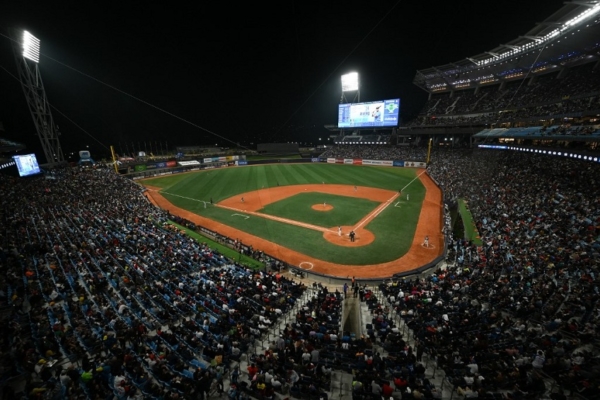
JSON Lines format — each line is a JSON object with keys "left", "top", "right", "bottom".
{"left": 407, "top": 96, "right": 600, "bottom": 128}
{"left": 319, "top": 145, "right": 428, "bottom": 161}
{"left": 315, "top": 144, "right": 600, "bottom": 399}
{"left": 402, "top": 148, "right": 599, "bottom": 398}
{"left": 239, "top": 283, "right": 345, "bottom": 400}
{"left": 0, "top": 167, "right": 307, "bottom": 399}
{"left": 407, "top": 62, "right": 600, "bottom": 128}
{"left": 1, "top": 144, "right": 600, "bottom": 399}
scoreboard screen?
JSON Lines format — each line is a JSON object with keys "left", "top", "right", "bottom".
{"left": 12, "top": 153, "right": 41, "bottom": 177}
{"left": 338, "top": 98, "right": 400, "bottom": 128}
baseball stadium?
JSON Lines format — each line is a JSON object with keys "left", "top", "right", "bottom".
{"left": 1, "top": 1, "right": 600, "bottom": 400}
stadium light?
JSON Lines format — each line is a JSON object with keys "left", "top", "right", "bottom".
{"left": 340, "top": 72, "right": 360, "bottom": 104}
{"left": 22, "top": 31, "right": 40, "bottom": 63}
{"left": 341, "top": 72, "right": 359, "bottom": 92}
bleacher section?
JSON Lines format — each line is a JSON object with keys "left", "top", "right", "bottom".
{"left": 407, "top": 62, "right": 600, "bottom": 129}
{"left": 473, "top": 125, "right": 600, "bottom": 139}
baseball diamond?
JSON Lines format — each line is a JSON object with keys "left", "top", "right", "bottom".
{"left": 142, "top": 163, "right": 443, "bottom": 279}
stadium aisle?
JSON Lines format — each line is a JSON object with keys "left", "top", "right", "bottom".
{"left": 215, "top": 277, "right": 459, "bottom": 400}
{"left": 359, "top": 286, "right": 452, "bottom": 399}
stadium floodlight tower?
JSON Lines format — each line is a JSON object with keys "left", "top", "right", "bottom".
{"left": 12, "top": 30, "right": 64, "bottom": 165}
{"left": 340, "top": 72, "right": 360, "bottom": 104}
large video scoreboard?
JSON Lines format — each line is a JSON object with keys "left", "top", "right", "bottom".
{"left": 338, "top": 98, "right": 400, "bottom": 128}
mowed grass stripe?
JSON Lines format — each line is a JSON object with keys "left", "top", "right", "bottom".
{"left": 265, "top": 166, "right": 280, "bottom": 188}
{"left": 295, "top": 164, "right": 329, "bottom": 183}
{"left": 271, "top": 165, "right": 290, "bottom": 186}
{"left": 318, "top": 164, "right": 388, "bottom": 186}
{"left": 211, "top": 167, "right": 251, "bottom": 201}
{"left": 311, "top": 164, "right": 349, "bottom": 184}
{"left": 256, "top": 165, "right": 269, "bottom": 189}
{"left": 334, "top": 165, "right": 365, "bottom": 183}
{"left": 143, "top": 172, "right": 195, "bottom": 190}
{"left": 306, "top": 164, "right": 344, "bottom": 183}
{"left": 281, "top": 164, "right": 310, "bottom": 185}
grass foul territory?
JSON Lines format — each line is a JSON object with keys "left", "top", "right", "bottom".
{"left": 458, "top": 198, "right": 483, "bottom": 246}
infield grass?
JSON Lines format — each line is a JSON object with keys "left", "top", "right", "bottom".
{"left": 142, "top": 163, "right": 426, "bottom": 265}
{"left": 259, "top": 193, "right": 381, "bottom": 228}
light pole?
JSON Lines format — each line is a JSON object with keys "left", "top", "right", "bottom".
{"left": 12, "top": 30, "right": 65, "bottom": 165}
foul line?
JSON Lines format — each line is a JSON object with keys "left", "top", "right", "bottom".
{"left": 354, "top": 193, "right": 399, "bottom": 231}
{"left": 402, "top": 169, "right": 427, "bottom": 192}
{"left": 160, "top": 190, "right": 210, "bottom": 204}
{"left": 159, "top": 188, "right": 335, "bottom": 234}
{"left": 353, "top": 170, "right": 427, "bottom": 231}
{"left": 218, "top": 204, "right": 333, "bottom": 233}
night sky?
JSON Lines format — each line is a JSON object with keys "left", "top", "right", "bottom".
{"left": 0, "top": 1, "right": 565, "bottom": 160}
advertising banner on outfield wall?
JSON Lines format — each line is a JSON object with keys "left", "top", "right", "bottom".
{"left": 327, "top": 158, "right": 336, "bottom": 164}
{"left": 353, "top": 159, "right": 362, "bottom": 165}
{"left": 311, "top": 158, "right": 320, "bottom": 162}
{"left": 134, "top": 164, "right": 147, "bottom": 171}
{"left": 405, "top": 161, "right": 427, "bottom": 168}
{"left": 362, "top": 160, "right": 393, "bottom": 166}
{"left": 344, "top": 159, "right": 353, "bottom": 164}
{"left": 178, "top": 160, "right": 200, "bottom": 166}
{"left": 166, "top": 161, "right": 177, "bottom": 167}
{"left": 202, "top": 156, "right": 238, "bottom": 164}
{"left": 393, "top": 160, "right": 404, "bottom": 167}
{"left": 237, "top": 160, "right": 248, "bottom": 166}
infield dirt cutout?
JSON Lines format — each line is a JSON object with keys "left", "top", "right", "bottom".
{"left": 144, "top": 175, "right": 443, "bottom": 279}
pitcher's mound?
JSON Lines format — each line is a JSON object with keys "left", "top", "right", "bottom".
{"left": 323, "top": 226, "right": 375, "bottom": 247}
{"left": 312, "top": 204, "right": 333, "bottom": 211}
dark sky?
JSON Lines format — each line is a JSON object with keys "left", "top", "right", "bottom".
{"left": 0, "top": 0, "right": 565, "bottom": 159}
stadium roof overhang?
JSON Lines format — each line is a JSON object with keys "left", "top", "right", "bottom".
{"left": 0, "top": 137, "right": 26, "bottom": 153}
{"left": 414, "top": 0, "right": 600, "bottom": 93}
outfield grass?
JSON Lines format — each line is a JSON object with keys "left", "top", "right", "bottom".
{"left": 142, "top": 164, "right": 426, "bottom": 265}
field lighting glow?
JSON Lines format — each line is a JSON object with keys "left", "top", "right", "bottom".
{"left": 22, "top": 31, "right": 40, "bottom": 63}
{"left": 341, "top": 72, "right": 359, "bottom": 92}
